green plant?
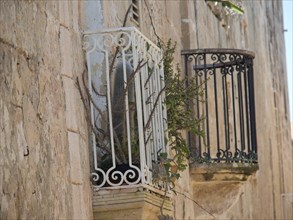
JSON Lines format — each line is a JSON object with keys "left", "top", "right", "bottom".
{"left": 147, "top": 39, "right": 206, "bottom": 219}
{"left": 154, "top": 40, "right": 205, "bottom": 189}
{"left": 142, "top": 1, "right": 205, "bottom": 191}
{"left": 79, "top": 3, "right": 206, "bottom": 218}
{"left": 206, "top": 0, "right": 244, "bottom": 15}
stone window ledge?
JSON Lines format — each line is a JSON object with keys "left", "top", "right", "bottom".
{"left": 190, "top": 163, "right": 259, "bottom": 183}
{"left": 93, "top": 185, "right": 173, "bottom": 219}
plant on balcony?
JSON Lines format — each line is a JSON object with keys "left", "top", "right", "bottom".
{"left": 78, "top": 3, "right": 206, "bottom": 189}
{"left": 79, "top": 4, "right": 207, "bottom": 219}
{"left": 78, "top": 37, "right": 205, "bottom": 189}
{"left": 138, "top": 1, "right": 205, "bottom": 190}
{"left": 154, "top": 40, "right": 205, "bottom": 188}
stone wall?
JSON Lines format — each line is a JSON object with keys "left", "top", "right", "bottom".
{"left": 100, "top": 0, "right": 292, "bottom": 219}
{"left": 0, "top": 1, "right": 92, "bottom": 218}
{"left": 181, "top": 1, "right": 292, "bottom": 219}
{"left": 180, "top": 0, "right": 291, "bottom": 219}
{"left": 0, "top": 0, "right": 291, "bottom": 219}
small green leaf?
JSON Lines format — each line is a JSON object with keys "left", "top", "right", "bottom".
{"left": 222, "top": 1, "right": 244, "bottom": 14}
{"left": 160, "top": 152, "right": 168, "bottom": 159}
{"left": 146, "top": 42, "right": 150, "bottom": 51}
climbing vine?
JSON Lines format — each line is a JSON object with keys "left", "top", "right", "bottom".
{"left": 155, "top": 40, "right": 205, "bottom": 188}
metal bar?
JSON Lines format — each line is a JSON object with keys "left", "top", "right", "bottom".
{"left": 151, "top": 65, "right": 159, "bottom": 157}
{"left": 222, "top": 70, "right": 228, "bottom": 153}
{"left": 105, "top": 50, "right": 116, "bottom": 167}
{"left": 84, "top": 36, "right": 108, "bottom": 187}
{"left": 194, "top": 60, "right": 245, "bottom": 70}
{"left": 132, "top": 31, "right": 147, "bottom": 185}
{"left": 204, "top": 54, "right": 210, "bottom": 156}
{"left": 160, "top": 54, "right": 168, "bottom": 155}
{"left": 156, "top": 62, "right": 164, "bottom": 153}
{"left": 248, "top": 61, "right": 257, "bottom": 154}
{"left": 195, "top": 68, "right": 202, "bottom": 158}
{"left": 140, "top": 57, "right": 152, "bottom": 182}
{"left": 237, "top": 69, "right": 245, "bottom": 154}
{"left": 243, "top": 60, "right": 251, "bottom": 153}
{"left": 231, "top": 66, "right": 238, "bottom": 154}
{"left": 121, "top": 50, "right": 132, "bottom": 165}
{"left": 84, "top": 27, "right": 161, "bottom": 53}
{"left": 225, "top": 70, "right": 230, "bottom": 151}
{"left": 213, "top": 67, "right": 220, "bottom": 158}
{"left": 181, "top": 48, "right": 255, "bottom": 58}
{"left": 86, "top": 48, "right": 99, "bottom": 171}
{"left": 185, "top": 55, "right": 192, "bottom": 153}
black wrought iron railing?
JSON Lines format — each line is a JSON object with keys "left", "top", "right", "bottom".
{"left": 182, "top": 49, "right": 257, "bottom": 163}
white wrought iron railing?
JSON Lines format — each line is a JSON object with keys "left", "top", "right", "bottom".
{"left": 83, "top": 27, "right": 168, "bottom": 189}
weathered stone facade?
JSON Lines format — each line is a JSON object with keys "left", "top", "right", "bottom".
{"left": 0, "top": 1, "right": 92, "bottom": 219}
{"left": 0, "top": 0, "right": 292, "bottom": 219}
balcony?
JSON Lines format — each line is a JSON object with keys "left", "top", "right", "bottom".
{"left": 83, "top": 27, "right": 172, "bottom": 219}
{"left": 83, "top": 27, "right": 169, "bottom": 190}
{"left": 182, "top": 49, "right": 258, "bottom": 217}
{"left": 182, "top": 49, "right": 257, "bottom": 164}
{"left": 83, "top": 28, "right": 259, "bottom": 218}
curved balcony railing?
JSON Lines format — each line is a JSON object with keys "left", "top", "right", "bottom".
{"left": 83, "top": 27, "right": 168, "bottom": 189}
{"left": 182, "top": 49, "right": 257, "bottom": 163}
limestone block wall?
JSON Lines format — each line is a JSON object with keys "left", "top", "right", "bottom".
{"left": 0, "top": 0, "right": 291, "bottom": 219}
{"left": 181, "top": 1, "right": 292, "bottom": 219}
{"left": 0, "top": 1, "right": 92, "bottom": 218}
{"left": 100, "top": 0, "right": 292, "bottom": 219}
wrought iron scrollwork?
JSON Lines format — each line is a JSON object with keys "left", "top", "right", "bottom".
{"left": 84, "top": 27, "right": 168, "bottom": 188}
{"left": 182, "top": 49, "right": 257, "bottom": 164}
